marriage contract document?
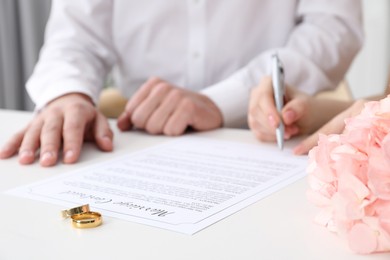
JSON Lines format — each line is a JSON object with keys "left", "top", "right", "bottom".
{"left": 6, "top": 137, "right": 307, "bottom": 234}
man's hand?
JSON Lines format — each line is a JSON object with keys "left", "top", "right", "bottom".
{"left": 0, "top": 93, "right": 113, "bottom": 166}
{"left": 117, "top": 77, "right": 223, "bottom": 135}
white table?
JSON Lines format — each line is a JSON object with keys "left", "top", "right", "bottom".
{"left": 0, "top": 109, "right": 388, "bottom": 260}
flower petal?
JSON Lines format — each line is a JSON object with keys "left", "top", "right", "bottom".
{"left": 347, "top": 223, "right": 377, "bottom": 254}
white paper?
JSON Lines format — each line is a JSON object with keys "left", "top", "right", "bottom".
{"left": 6, "top": 137, "right": 307, "bottom": 234}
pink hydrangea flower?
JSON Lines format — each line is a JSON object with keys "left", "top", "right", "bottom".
{"left": 308, "top": 96, "right": 390, "bottom": 254}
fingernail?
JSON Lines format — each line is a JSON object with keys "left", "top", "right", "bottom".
{"left": 20, "top": 150, "right": 33, "bottom": 159}
{"left": 102, "top": 136, "right": 113, "bottom": 150}
{"left": 103, "top": 136, "right": 112, "bottom": 142}
{"left": 41, "top": 152, "right": 54, "bottom": 163}
{"left": 284, "top": 110, "right": 296, "bottom": 124}
{"left": 64, "top": 150, "right": 74, "bottom": 160}
{"left": 268, "top": 115, "right": 277, "bottom": 127}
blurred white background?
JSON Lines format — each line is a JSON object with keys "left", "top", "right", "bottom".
{"left": 0, "top": 0, "right": 389, "bottom": 110}
{"left": 347, "top": 0, "right": 390, "bottom": 98}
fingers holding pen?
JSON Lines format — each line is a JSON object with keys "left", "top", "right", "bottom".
{"left": 248, "top": 76, "right": 282, "bottom": 142}
{"left": 281, "top": 95, "right": 309, "bottom": 138}
{"left": 258, "top": 76, "right": 282, "bottom": 128}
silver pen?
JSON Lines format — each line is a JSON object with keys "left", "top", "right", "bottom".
{"left": 271, "top": 54, "right": 285, "bottom": 150}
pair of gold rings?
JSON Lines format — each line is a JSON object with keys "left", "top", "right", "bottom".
{"left": 61, "top": 204, "right": 103, "bottom": 229}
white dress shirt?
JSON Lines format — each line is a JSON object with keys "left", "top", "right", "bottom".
{"left": 27, "top": 0, "right": 363, "bottom": 127}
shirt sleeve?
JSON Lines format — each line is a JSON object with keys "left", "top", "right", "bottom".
{"left": 26, "top": 0, "right": 116, "bottom": 110}
{"left": 201, "top": 0, "right": 364, "bottom": 128}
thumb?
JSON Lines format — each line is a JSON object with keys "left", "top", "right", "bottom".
{"left": 282, "top": 98, "right": 307, "bottom": 126}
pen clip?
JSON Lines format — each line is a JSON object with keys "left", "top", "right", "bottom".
{"left": 271, "top": 54, "right": 284, "bottom": 112}
{"left": 271, "top": 54, "right": 285, "bottom": 150}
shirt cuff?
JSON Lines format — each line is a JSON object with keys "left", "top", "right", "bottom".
{"left": 201, "top": 79, "right": 251, "bottom": 128}
{"left": 27, "top": 79, "right": 100, "bottom": 111}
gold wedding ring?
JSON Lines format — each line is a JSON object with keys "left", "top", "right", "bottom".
{"left": 61, "top": 204, "right": 103, "bottom": 229}
{"left": 61, "top": 204, "right": 90, "bottom": 219}
{"left": 71, "top": 211, "right": 103, "bottom": 229}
